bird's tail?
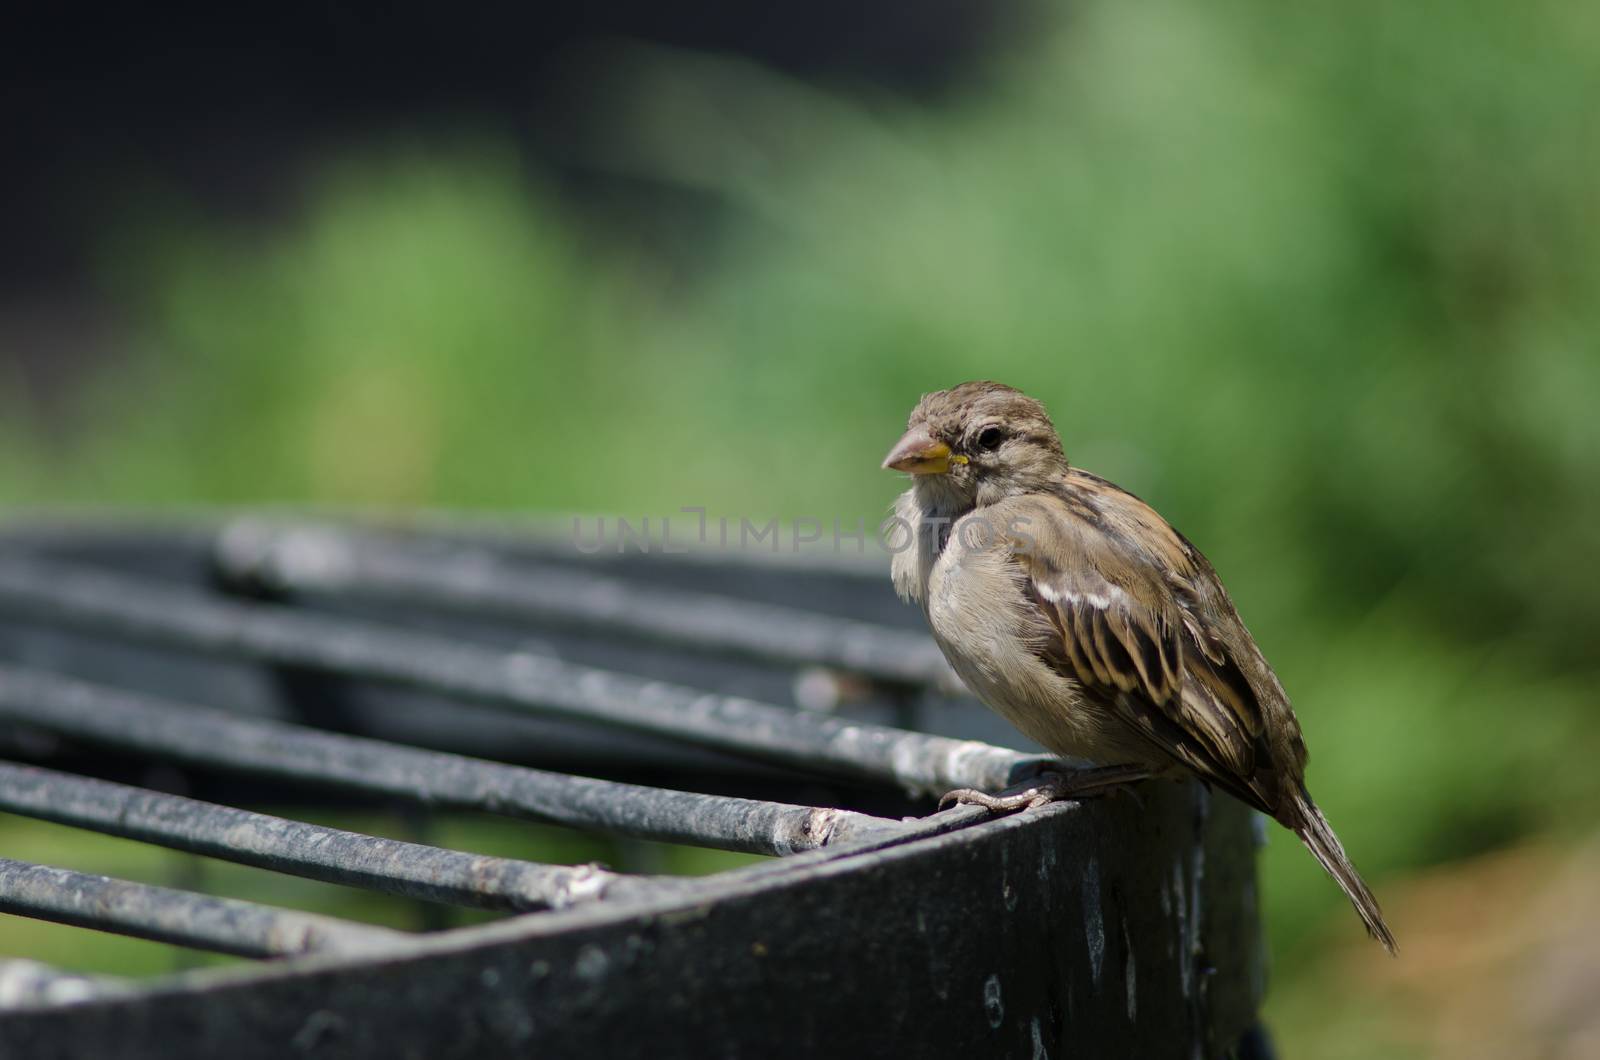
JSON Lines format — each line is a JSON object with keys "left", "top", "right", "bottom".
{"left": 1287, "top": 783, "right": 1397, "bottom": 955}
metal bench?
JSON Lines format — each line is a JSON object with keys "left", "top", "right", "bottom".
{"left": 0, "top": 517, "right": 1267, "bottom": 1058}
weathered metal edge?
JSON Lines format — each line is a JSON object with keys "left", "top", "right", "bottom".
{"left": 0, "top": 802, "right": 994, "bottom": 1007}
{"left": 0, "top": 784, "right": 1262, "bottom": 1060}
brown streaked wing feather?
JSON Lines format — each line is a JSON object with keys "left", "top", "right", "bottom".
{"left": 998, "top": 487, "right": 1279, "bottom": 813}
{"left": 1018, "top": 552, "right": 1181, "bottom": 708}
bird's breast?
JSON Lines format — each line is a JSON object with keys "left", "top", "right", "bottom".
{"left": 923, "top": 521, "right": 1106, "bottom": 759}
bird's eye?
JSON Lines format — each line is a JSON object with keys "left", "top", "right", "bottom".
{"left": 975, "top": 426, "right": 1005, "bottom": 451}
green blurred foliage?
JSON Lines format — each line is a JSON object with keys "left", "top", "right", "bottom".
{"left": 2, "top": 0, "right": 1598, "bottom": 1049}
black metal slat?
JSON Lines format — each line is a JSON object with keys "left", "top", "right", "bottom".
{"left": 0, "top": 557, "right": 1040, "bottom": 797}
{"left": 0, "top": 762, "right": 652, "bottom": 912}
{"left": 0, "top": 857, "right": 406, "bottom": 960}
{"left": 215, "top": 520, "right": 958, "bottom": 688}
{"left": 0, "top": 666, "right": 910, "bottom": 857}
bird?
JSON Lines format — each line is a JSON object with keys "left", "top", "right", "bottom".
{"left": 882, "top": 380, "right": 1395, "bottom": 953}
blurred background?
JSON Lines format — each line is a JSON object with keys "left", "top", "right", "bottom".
{"left": 3, "top": 1, "right": 1598, "bottom": 1055}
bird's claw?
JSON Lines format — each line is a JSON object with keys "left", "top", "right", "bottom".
{"left": 938, "top": 764, "right": 1152, "bottom": 816}
{"left": 939, "top": 785, "right": 1059, "bottom": 813}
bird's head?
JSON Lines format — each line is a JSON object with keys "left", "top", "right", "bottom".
{"left": 882, "top": 381, "right": 1068, "bottom": 510}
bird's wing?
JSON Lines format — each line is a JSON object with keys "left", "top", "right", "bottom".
{"left": 993, "top": 481, "right": 1290, "bottom": 815}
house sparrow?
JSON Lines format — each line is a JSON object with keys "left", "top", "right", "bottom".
{"left": 884, "top": 380, "right": 1395, "bottom": 953}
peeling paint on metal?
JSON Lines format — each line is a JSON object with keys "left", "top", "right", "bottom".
{"left": 574, "top": 945, "right": 610, "bottom": 981}
{"left": 1082, "top": 856, "right": 1105, "bottom": 985}
{"left": 1030, "top": 1016, "right": 1049, "bottom": 1059}
{"left": 982, "top": 974, "right": 1004, "bottom": 1029}
{"left": 1122, "top": 919, "right": 1137, "bottom": 1023}
{"left": 1172, "top": 860, "right": 1192, "bottom": 998}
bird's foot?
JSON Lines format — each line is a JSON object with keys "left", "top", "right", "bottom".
{"left": 938, "top": 784, "right": 1059, "bottom": 813}
{"left": 938, "top": 764, "right": 1152, "bottom": 815}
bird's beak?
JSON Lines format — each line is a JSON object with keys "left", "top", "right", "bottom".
{"left": 882, "top": 429, "right": 954, "bottom": 475}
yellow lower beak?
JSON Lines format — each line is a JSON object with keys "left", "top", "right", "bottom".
{"left": 882, "top": 430, "right": 953, "bottom": 475}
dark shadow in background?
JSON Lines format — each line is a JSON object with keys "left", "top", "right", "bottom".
{"left": 2, "top": 1, "right": 1032, "bottom": 420}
